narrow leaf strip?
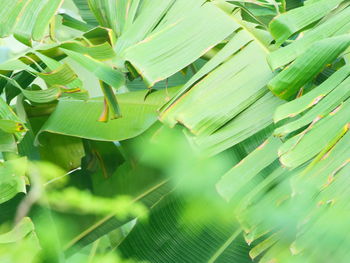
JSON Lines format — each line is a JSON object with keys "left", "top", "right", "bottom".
{"left": 123, "top": 2, "right": 237, "bottom": 86}
{"left": 268, "top": 35, "right": 350, "bottom": 100}
{"left": 269, "top": 0, "right": 344, "bottom": 45}
{"left": 268, "top": 7, "right": 350, "bottom": 69}
{"left": 61, "top": 49, "right": 125, "bottom": 89}
{"left": 274, "top": 65, "right": 350, "bottom": 122}
{"left": 279, "top": 100, "right": 350, "bottom": 168}
{"left": 217, "top": 136, "right": 282, "bottom": 202}
{"left": 99, "top": 80, "right": 121, "bottom": 120}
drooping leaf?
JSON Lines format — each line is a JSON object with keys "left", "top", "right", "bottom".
{"left": 99, "top": 81, "right": 121, "bottom": 121}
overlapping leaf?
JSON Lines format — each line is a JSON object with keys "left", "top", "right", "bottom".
{"left": 37, "top": 87, "right": 179, "bottom": 142}
{"left": 2, "top": 0, "right": 350, "bottom": 262}
{"left": 0, "top": 0, "right": 63, "bottom": 46}
{"left": 159, "top": 9, "right": 281, "bottom": 155}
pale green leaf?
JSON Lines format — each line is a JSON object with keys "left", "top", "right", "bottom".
{"left": 0, "top": 217, "right": 34, "bottom": 243}
{"left": 0, "top": 158, "right": 27, "bottom": 204}
{"left": 269, "top": 0, "right": 344, "bottom": 45}
{"left": 268, "top": 7, "right": 350, "bottom": 69}
{"left": 268, "top": 34, "right": 350, "bottom": 99}
{"left": 217, "top": 136, "right": 281, "bottom": 202}
{"left": 274, "top": 65, "right": 350, "bottom": 123}
{"left": 61, "top": 48, "right": 125, "bottom": 89}
{"left": 37, "top": 87, "right": 179, "bottom": 142}
{"left": 123, "top": 3, "right": 237, "bottom": 86}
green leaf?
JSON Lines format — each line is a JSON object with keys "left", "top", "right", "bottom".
{"left": 249, "top": 231, "right": 280, "bottom": 260}
{"left": 32, "top": 0, "right": 63, "bottom": 41}
{"left": 268, "top": 34, "right": 350, "bottom": 100}
{"left": 59, "top": 13, "right": 94, "bottom": 32}
{"left": 88, "top": 0, "right": 141, "bottom": 37}
{"left": 24, "top": 88, "right": 62, "bottom": 104}
{"left": 72, "top": 0, "right": 99, "bottom": 26}
{"left": 152, "top": 0, "right": 207, "bottom": 33}
{"left": 0, "top": 97, "right": 26, "bottom": 136}
{"left": 38, "top": 133, "right": 85, "bottom": 171}
{"left": 37, "top": 87, "right": 179, "bottom": 142}
{"left": 3, "top": 71, "right": 36, "bottom": 104}
{"left": 217, "top": 136, "right": 281, "bottom": 202}
{"left": 65, "top": 162, "right": 173, "bottom": 255}
{"left": 118, "top": 195, "right": 252, "bottom": 263}
{"left": 295, "top": 128, "right": 350, "bottom": 184}
{"left": 114, "top": 0, "right": 175, "bottom": 55}
{"left": 189, "top": 93, "right": 283, "bottom": 156}
{"left": 279, "top": 99, "right": 350, "bottom": 168}
{"left": 159, "top": 29, "right": 254, "bottom": 114}
{"left": 60, "top": 41, "right": 116, "bottom": 61}
{"left": 61, "top": 48, "right": 125, "bottom": 89}
{"left": 0, "top": 130, "right": 17, "bottom": 153}
{"left": 0, "top": 217, "right": 34, "bottom": 243}
{"left": 268, "top": 7, "right": 350, "bottom": 69}
{"left": 269, "top": 0, "right": 344, "bottom": 45}
{"left": 160, "top": 41, "right": 273, "bottom": 135}
{"left": 99, "top": 81, "right": 121, "bottom": 121}
{"left": 37, "top": 63, "right": 78, "bottom": 86}
{"left": 0, "top": 58, "right": 38, "bottom": 72}
{"left": 13, "top": 0, "right": 63, "bottom": 46}
{"left": 0, "top": 72, "right": 73, "bottom": 104}
{"left": 158, "top": 12, "right": 278, "bottom": 155}
{"left": 0, "top": 120, "right": 26, "bottom": 134}
{"left": 274, "top": 65, "right": 350, "bottom": 123}
{"left": 123, "top": 2, "right": 237, "bottom": 86}
{"left": 0, "top": 158, "right": 27, "bottom": 204}
{"left": 275, "top": 66, "right": 350, "bottom": 136}
{"left": 0, "top": 1, "right": 27, "bottom": 38}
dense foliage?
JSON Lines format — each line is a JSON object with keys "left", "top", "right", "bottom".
{"left": 1, "top": 0, "right": 350, "bottom": 262}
